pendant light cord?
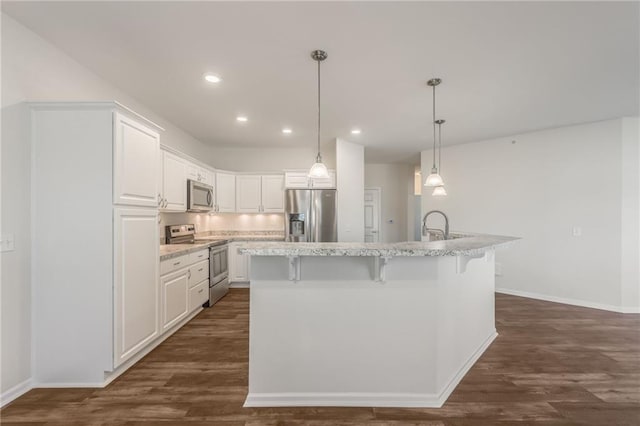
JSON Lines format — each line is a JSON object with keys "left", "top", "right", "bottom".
{"left": 432, "top": 84, "right": 437, "bottom": 170}
{"left": 317, "top": 57, "right": 322, "bottom": 162}
{"left": 438, "top": 121, "right": 442, "bottom": 174}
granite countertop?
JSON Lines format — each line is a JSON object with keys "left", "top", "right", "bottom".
{"left": 238, "top": 233, "right": 519, "bottom": 258}
{"left": 160, "top": 231, "right": 285, "bottom": 260}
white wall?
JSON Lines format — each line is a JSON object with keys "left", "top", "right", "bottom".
{"left": 209, "top": 143, "right": 336, "bottom": 172}
{"left": 0, "top": 13, "right": 214, "bottom": 400}
{"left": 364, "top": 163, "right": 413, "bottom": 242}
{"left": 421, "top": 118, "right": 640, "bottom": 312}
{"left": 336, "top": 138, "right": 364, "bottom": 242}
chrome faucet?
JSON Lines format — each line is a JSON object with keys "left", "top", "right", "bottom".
{"left": 422, "top": 210, "right": 450, "bottom": 240}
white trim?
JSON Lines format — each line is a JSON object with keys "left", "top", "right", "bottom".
{"left": 244, "top": 331, "right": 497, "bottom": 408}
{"left": 496, "top": 288, "right": 640, "bottom": 314}
{"left": 435, "top": 330, "right": 498, "bottom": 405}
{"left": 32, "top": 308, "right": 203, "bottom": 390}
{"left": 28, "top": 101, "right": 164, "bottom": 131}
{"left": 230, "top": 282, "right": 250, "bottom": 289}
{"left": 1, "top": 378, "right": 33, "bottom": 408}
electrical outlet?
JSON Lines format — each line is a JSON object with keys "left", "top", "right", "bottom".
{"left": 572, "top": 226, "right": 582, "bottom": 237}
{"left": 495, "top": 262, "right": 503, "bottom": 276}
{"left": 0, "top": 234, "right": 15, "bottom": 252}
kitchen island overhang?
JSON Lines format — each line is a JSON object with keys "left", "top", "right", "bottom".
{"left": 240, "top": 233, "right": 518, "bottom": 408}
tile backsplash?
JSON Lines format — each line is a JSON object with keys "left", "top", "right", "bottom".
{"left": 159, "top": 212, "right": 284, "bottom": 240}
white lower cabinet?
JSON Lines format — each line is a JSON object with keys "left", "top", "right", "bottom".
{"left": 189, "top": 280, "right": 209, "bottom": 311}
{"left": 229, "top": 242, "right": 251, "bottom": 283}
{"left": 161, "top": 268, "right": 190, "bottom": 332}
{"left": 160, "top": 249, "right": 210, "bottom": 333}
{"left": 113, "top": 208, "right": 160, "bottom": 368}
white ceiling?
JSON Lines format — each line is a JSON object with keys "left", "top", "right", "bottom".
{"left": 3, "top": 1, "right": 638, "bottom": 163}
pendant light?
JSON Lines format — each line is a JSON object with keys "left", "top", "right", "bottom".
{"left": 424, "top": 78, "right": 444, "bottom": 187}
{"left": 432, "top": 119, "right": 447, "bottom": 196}
{"left": 308, "top": 49, "right": 330, "bottom": 179}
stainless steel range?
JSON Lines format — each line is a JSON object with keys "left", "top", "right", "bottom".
{"left": 165, "top": 224, "right": 229, "bottom": 307}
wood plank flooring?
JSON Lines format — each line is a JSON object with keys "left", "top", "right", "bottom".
{"left": 2, "top": 289, "right": 639, "bottom": 425}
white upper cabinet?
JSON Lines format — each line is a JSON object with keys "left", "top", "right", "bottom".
{"left": 261, "top": 175, "right": 285, "bottom": 213}
{"left": 215, "top": 172, "right": 236, "bottom": 212}
{"left": 187, "top": 162, "right": 214, "bottom": 186}
{"left": 284, "top": 171, "right": 310, "bottom": 189}
{"left": 236, "top": 174, "right": 285, "bottom": 213}
{"left": 160, "top": 150, "right": 187, "bottom": 212}
{"left": 311, "top": 170, "right": 336, "bottom": 189}
{"left": 113, "top": 113, "right": 160, "bottom": 207}
{"left": 284, "top": 170, "right": 336, "bottom": 189}
{"left": 236, "top": 175, "right": 262, "bottom": 213}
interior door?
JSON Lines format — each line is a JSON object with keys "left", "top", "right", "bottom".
{"left": 364, "top": 188, "right": 381, "bottom": 242}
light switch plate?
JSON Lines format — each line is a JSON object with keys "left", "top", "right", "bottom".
{"left": 495, "top": 262, "right": 503, "bottom": 276}
{"left": 1, "top": 234, "right": 15, "bottom": 252}
{"left": 572, "top": 227, "right": 582, "bottom": 237}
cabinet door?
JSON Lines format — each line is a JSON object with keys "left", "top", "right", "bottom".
{"left": 161, "top": 151, "right": 187, "bottom": 212}
{"left": 261, "top": 175, "right": 285, "bottom": 213}
{"left": 216, "top": 172, "right": 236, "bottom": 212}
{"left": 310, "top": 170, "right": 336, "bottom": 189}
{"left": 199, "top": 168, "right": 214, "bottom": 186}
{"left": 161, "top": 268, "right": 189, "bottom": 332}
{"left": 113, "top": 113, "right": 160, "bottom": 207}
{"left": 229, "top": 243, "right": 250, "bottom": 282}
{"left": 186, "top": 162, "right": 199, "bottom": 182}
{"left": 285, "top": 172, "right": 309, "bottom": 189}
{"left": 236, "top": 175, "right": 262, "bottom": 213}
{"left": 113, "top": 208, "right": 160, "bottom": 367}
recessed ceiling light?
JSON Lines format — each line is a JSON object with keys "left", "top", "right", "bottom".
{"left": 236, "top": 116, "right": 248, "bottom": 122}
{"left": 282, "top": 128, "right": 292, "bottom": 134}
{"left": 351, "top": 129, "right": 362, "bottom": 135}
{"left": 204, "top": 74, "right": 222, "bottom": 83}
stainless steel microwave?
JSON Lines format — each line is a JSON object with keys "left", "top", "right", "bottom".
{"left": 187, "top": 179, "right": 214, "bottom": 212}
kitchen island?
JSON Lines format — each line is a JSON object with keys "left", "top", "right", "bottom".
{"left": 239, "top": 233, "right": 518, "bottom": 408}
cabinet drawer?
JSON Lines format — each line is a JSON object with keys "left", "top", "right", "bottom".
{"left": 189, "top": 259, "right": 209, "bottom": 287}
{"left": 189, "top": 279, "right": 209, "bottom": 312}
{"left": 189, "top": 249, "right": 209, "bottom": 264}
{"left": 160, "top": 254, "right": 189, "bottom": 275}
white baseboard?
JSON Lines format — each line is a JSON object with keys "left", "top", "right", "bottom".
{"left": 1, "top": 378, "right": 33, "bottom": 408}
{"left": 496, "top": 287, "right": 640, "bottom": 314}
{"left": 244, "top": 331, "right": 498, "bottom": 408}
{"left": 33, "top": 308, "right": 204, "bottom": 390}
{"left": 434, "top": 330, "right": 498, "bottom": 406}
{"left": 230, "top": 282, "right": 249, "bottom": 288}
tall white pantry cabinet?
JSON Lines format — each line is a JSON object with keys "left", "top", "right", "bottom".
{"left": 31, "top": 102, "right": 161, "bottom": 386}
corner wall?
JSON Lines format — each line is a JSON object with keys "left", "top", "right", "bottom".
{"left": 336, "top": 138, "right": 364, "bottom": 242}
{"left": 421, "top": 118, "right": 640, "bottom": 312}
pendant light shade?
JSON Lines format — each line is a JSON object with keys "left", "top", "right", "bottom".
{"left": 309, "top": 159, "right": 329, "bottom": 178}
{"left": 308, "top": 50, "right": 330, "bottom": 179}
{"left": 424, "top": 78, "right": 445, "bottom": 187}
{"left": 425, "top": 168, "right": 444, "bottom": 187}
{"left": 432, "top": 185, "right": 447, "bottom": 196}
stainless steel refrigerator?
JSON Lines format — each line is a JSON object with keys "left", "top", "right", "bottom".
{"left": 285, "top": 189, "right": 337, "bottom": 242}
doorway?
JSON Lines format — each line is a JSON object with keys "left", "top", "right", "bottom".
{"left": 364, "top": 188, "right": 381, "bottom": 242}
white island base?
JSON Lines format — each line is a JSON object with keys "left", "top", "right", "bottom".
{"left": 243, "top": 250, "right": 498, "bottom": 408}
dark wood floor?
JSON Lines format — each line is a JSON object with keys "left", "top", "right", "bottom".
{"left": 2, "top": 289, "right": 639, "bottom": 425}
